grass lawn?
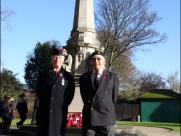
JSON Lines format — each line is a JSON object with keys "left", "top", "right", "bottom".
{"left": 117, "top": 121, "right": 181, "bottom": 131}
{"left": 11, "top": 119, "right": 32, "bottom": 127}
{"left": 9, "top": 119, "right": 180, "bottom": 132}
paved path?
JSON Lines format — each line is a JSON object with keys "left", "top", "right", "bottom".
{"left": 133, "top": 126, "right": 181, "bottom": 136}
{"left": 9, "top": 126, "right": 180, "bottom": 136}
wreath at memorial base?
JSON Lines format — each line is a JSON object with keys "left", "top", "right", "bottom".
{"left": 66, "top": 112, "right": 82, "bottom": 127}
{"left": 66, "top": 113, "right": 73, "bottom": 127}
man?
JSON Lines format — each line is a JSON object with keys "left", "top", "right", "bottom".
{"left": 79, "top": 51, "right": 119, "bottom": 136}
{"left": 16, "top": 94, "right": 28, "bottom": 128}
{"left": 36, "top": 48, "right": 75, "bottom": 136}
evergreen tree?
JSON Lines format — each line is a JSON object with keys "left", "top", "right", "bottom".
{"left": 0, "top": 68, "right": 22, "bottom": 100}
{"left": 24, "top": 40, "right": 61, "bottom": 91}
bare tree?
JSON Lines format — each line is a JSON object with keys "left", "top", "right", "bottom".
{"left": 118, "top": 90, "right": 140, "bottom": 102}
{"left": 95, "top": 0, "right": 167, "bottom": 71}
{"left": 119, "top": 67, "right": 141, "bottom": 91}
{"left": 166, "top": 71, "right": 180, "bottom": 93}
{"left": 1, "top": 7, "right": 15, "bottom": 29}
{"left": 138, "top": 72, "right": 166, "bottom": 93}
{"left": 0, "top": 8, "right": 15, "bottom": 69}
{"left": 118, "top": 67, "right": 141, "bottom": 102}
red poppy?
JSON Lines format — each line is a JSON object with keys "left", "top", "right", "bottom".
{"left": 59, "top": 73, "right": 63, "bottom": 77}
{"left": 72, "top": 112, "right": 82, "bottom": 127}
{"left": 66, "top": 112, "right": 82, "bottom": 127}
{"left": 66, "top": 113, "right": 73, "bottom": 127}
{"left": 104, "top": 75, "right": 108, "bottom": 79}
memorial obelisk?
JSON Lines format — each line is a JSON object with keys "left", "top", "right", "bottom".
{"left": 65, "top": 0, "right": 101, "bottom": 112}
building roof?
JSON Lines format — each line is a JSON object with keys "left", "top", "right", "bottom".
{"left": 139, "top": 89, "right": 181, "bottom": 99}
{"left": 22, "top": 84, "right": 34, "bottom": 92}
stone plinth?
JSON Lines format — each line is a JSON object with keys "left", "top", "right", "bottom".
{"left": 68, "top": 86, "right": 83, "bottom": 113}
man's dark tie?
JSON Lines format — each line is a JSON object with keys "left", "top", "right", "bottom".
{"left": 93, "top": 73, "right": 99, "bottom": 91}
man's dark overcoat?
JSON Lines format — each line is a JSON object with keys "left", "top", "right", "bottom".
{"left": 36, "top": 67, "right": 75, "bottom": 136}
{"left": 79, "top": 70, "right": 119, "bottom": 127}
{"left": 16, "top": 99, "right": 28, "bottom": 115}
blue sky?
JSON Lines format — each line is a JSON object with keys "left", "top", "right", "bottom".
{"left": 1, "top": 0, "right": 180, "bottom": 84}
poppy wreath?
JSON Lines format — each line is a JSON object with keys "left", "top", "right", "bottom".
{"left": 71, "top": 112, "right": 82, "bottom": 127}
{"left": 66, "top": 113, "right": 73, "bottom": 127}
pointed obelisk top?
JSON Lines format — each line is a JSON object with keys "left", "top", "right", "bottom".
{"left": 72, "top": 0, "right": 95, "bottom": 32}
{"left": 67, "top": 0, "right": 100, "bottom": 48}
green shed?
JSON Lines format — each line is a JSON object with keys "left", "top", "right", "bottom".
{"left": 139, "top": 89, "right": 180, "bottom": 123}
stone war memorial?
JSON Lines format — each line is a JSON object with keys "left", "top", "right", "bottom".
{"left": 64, "top": 0, "right": 101, "bottom": 113}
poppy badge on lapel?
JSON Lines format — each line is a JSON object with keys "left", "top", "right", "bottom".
{"left": 104, "top": 75, "right": 108, "bottom": 79}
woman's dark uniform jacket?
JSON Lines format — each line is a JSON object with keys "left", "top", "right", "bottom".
{"left": 0, "top": 101, "right": 11, "bottom": 118}
{"left": 79, "top": 70, "right": 119, "bottom": 127}
{"left": 36, "top": 67, "right": 75, "bottom": 136}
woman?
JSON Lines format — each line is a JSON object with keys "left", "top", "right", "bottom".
{"left": 1, "top": 95, "right": 13, "bottom": 135}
